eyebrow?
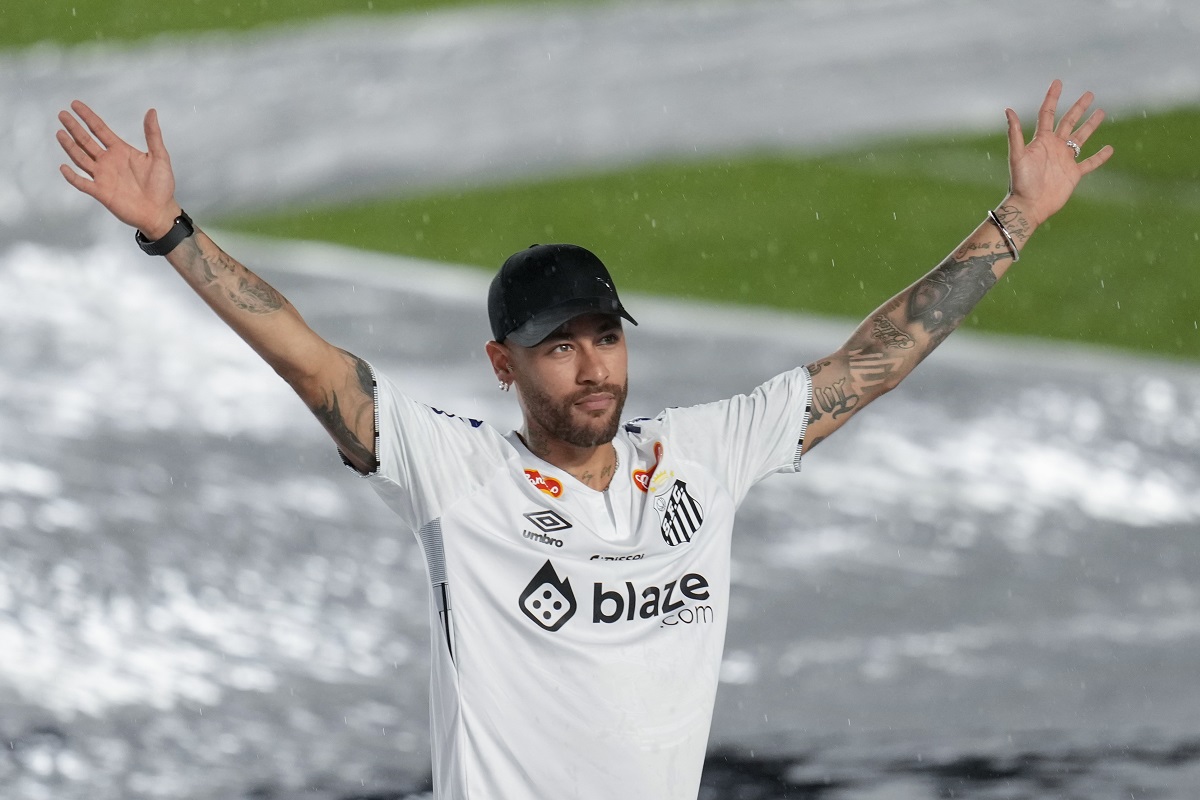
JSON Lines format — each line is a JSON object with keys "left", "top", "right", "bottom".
{"left": 542, "top": 319, "right": 622, "bottom": 345}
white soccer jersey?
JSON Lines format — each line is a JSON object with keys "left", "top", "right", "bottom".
{"left": 357, "top": 364, "right": 811, "bottom": 800}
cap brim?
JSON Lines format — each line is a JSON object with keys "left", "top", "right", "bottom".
{"left": 505, "top": 298, "right": 638, "bottom": 347}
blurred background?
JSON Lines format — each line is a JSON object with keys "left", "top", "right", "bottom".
{"left": 3, "top": 1, "right": 1200, "bottom": 797}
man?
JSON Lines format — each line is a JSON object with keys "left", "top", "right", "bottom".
{"left": 56, "top": 80, "right": 1110, "bottom": 799}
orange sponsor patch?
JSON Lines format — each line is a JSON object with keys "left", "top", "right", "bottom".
{"left": 525, "top": 468, "right": 564, "bottom": 499}
{"left": 633, "top": 442, "right": 664, "bottom": 493}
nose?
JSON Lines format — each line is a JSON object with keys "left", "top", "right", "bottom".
{"left": 576, "top": 342, "right": 608, "bottom": 386}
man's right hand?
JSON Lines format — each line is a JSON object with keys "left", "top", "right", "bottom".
{"left": 57, "top": 101, "right": 181, "bottom": 240}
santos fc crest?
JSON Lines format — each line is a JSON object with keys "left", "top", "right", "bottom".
{"left": 654, "top": 480, "right": 704, "bottom": 546}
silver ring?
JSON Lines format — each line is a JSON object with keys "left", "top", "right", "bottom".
{"left": 1066, "top": 139, "right": 1081, "bottom": 159}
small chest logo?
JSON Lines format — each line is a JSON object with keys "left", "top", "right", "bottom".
{"left": 523, "top": 509, "right": 571, "bottom": 533}
{"left": 654, "top": 479, "right": 704, "bottom": 546}
{"left": 525, "top": 468, "right": 564, "bottom": 499}
{"left": 519, "top": 560, "right": 577, "bottom": 631}
{"left": 521, "top": 509, "right": 571, "bottom": 548}
{"left": 633, "top": 441, "right": 664, "bottom": 493}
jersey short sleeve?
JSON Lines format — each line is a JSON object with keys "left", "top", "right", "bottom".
{"left": 355, "top": 364, "right": 511, "bottom": 532}
{"left": 653, "top": 365, "right": 811, "bottom": 506}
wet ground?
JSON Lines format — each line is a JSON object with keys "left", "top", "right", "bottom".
{"left": 4, "top": 1, "right": 1200, "bottom": 797}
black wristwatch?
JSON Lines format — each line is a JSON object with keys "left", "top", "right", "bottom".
{"left": 135, "top": 210, "right": 195, "bottom": 256}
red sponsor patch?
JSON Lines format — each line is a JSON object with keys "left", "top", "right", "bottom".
{"left": 525, "top": 469, "right": 564, "bottom": 499}
{"left": 633, "top": 441, "right": 664, "bottom": 493}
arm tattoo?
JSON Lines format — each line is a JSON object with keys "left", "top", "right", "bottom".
{"left": 311, "top": 389, "right": 376, "bottom": 470}
{"left": 993, "top": 203, "right": 1032, "bottom": 245}
{"left": 349, "top": 351, "right": 374, "bottom": 395}
{"left": 175, "top": 237, "right": 218, "bottom": 285}
{"left": 870, "top": 314, "right": 914, "bottom": 349}
{"left": 811, "top": 376, "right": 860, "bottom": 421}
{"left": 227, "top": 275, "right": 285, "bottom": 313}
{"left": 806, "top": 359, "right": 832, "bottom": 377}
{"left": 176, "top": 238, "right": 287, "bottom": 313}
{"left": 906, "top": 253, "right": 1001, "bottom": 338}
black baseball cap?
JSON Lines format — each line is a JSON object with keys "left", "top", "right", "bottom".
{"left": 488, "top": 243, "right": 637, "bottom": 346}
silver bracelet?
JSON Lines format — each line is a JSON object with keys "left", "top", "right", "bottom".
{"left": 987, "top": 209, "right": 1020, "bottom": 263}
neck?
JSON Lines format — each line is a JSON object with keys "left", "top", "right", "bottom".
{"left": 519, "top": 427, "right": 619, "bottom": 491}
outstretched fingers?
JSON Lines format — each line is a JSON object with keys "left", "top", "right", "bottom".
{"left": 58, "top": 162, "right": 100, "bottom": 198}
{"left": 1055, "top": 90, "right": 1095, "bottom": 138}
{"left": 55, "top": 128, "right": 94, "bottom": 173}
{"left": 1005, "top": 107, "right": 1026, "bottom": 158}
{"left": 143, "top": 108, "right": 170, "bottom": 161}
{"left": 1035, "top": 79, "right": 1063, "bottom": 135}
{"left": 70, "top": 99, "right": 125, "bottom": 150}
{"left": 1069, "top": 107, "right": 1106, "bottom": 148}
{"left": 57, "top": 108, "right": 103, "bottom": 160}
{"left": 1078, "top": 144, "right": 1114, "bottom": 176}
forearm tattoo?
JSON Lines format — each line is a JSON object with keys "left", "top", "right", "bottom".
{"left": 906, "top": 252, "right": 1001, "bottom": 344}
{"left": 807, "top": 246, "right": 1002, "bottom": 437}
{"left": 870, "top": 314, "right": 914, "bottom": 349}
{"left": 992, "top": 203, "right": 1032, "bottom": 246}
{"left": 228, "top": 275, "right": 285, "bottom": 313}
{"left": 175, "top": 236, "right": 287, "bottom": 314}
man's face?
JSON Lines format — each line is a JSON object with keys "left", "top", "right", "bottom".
{"left": 511, "top": 313, "right": 629, "bottom": 449}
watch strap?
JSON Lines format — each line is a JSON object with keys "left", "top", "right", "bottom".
{"left": 135, "top": 210, "right": 195, "bottom": 256}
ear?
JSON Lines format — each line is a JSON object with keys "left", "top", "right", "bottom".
{"left": 485, "top": 340, "right": 513, "bottom": 382}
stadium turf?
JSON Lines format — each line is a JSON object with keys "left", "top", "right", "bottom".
{"left": 220, "top": 107, "right": 1200, "bottom": 361}
{"left": 1, "top": 0, "right": 600, "bottom": 49}
{"left": 15, "top": 3, "right": 1198, "bottom": 360}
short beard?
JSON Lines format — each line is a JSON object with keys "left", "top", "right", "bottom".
{"left": 519, "top": 380, "right": 628, "bottom": 449}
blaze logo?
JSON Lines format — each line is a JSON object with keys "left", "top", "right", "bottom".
{"left": 593, "top": 572, "right": 711, "bottom": 626}
{"left": 519, "top": 560, "right": 577, "bottom": 631}
{"left": 633, "top": 442, "right": 664, "bottom": 493}
{"left": 524, "top": 469, "right": 564, "bottom": 499}
{"left": 655, "top": 479, "right": 704, "bottom": 546}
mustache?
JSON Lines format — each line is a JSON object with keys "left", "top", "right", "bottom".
{"left": 568, "top": 384, "right": 625, "bottom": 404}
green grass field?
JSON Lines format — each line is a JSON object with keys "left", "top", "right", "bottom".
{"left": 1, "top": 0, "right": 598, "bottom": 49}
{"left": 220, "top": 107, "right": 1200, "bottom": 360}
{"left": 20, "top": 1, "right": 1198, "bottom": 360}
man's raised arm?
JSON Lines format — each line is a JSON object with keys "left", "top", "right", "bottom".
{"left": 56, "top": 101, "right": 378, "bottom": 473}
{"left": 802, "top": 80, "right": 1113, "bottom": 450}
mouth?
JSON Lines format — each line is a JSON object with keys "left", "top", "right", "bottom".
{"left": 574, "top": 392, "right": 615, "bottom": 413}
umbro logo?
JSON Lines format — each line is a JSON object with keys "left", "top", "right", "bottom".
{"left": 523, "top": 509, "right": 571, "bottom": 534}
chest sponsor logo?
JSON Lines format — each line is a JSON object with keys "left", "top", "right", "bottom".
{"left": 518, "top": 562, "right": 715, "bottom": 631}
{"left": 519, "top": 560, "right": 577, "bottom": 631}
{"left": 654, "top": 479, "right": 704, "bottom": 546}
{"left": 524, "top": 468, "right": 564, "bottom": 499}
{"left": 593, "top": 573, "right": 713, "bottom": 628}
